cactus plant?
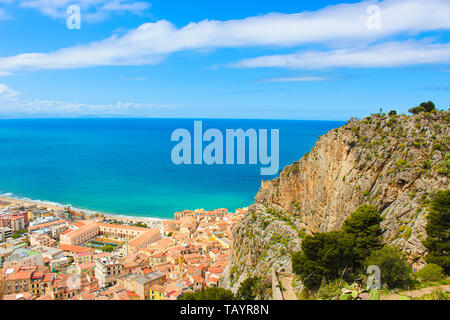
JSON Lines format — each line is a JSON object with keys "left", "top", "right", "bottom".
{"left": 369, "top": 288, "right": 380, "bottom": 300}
{"left": 339, "top": 292, "right": 353, "bottom": 300}
{"left": 339, "top": 282, "right": 368, "bottom": 300}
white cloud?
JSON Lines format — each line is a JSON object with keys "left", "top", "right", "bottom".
{"left": 1, "top": 0, "right": 450, "bottom": 74}
{"left": 19, "top": 0, "right": 151, "bottom": 22}
{"left": 0, "top": 8, "right": 10, "bottom": 19}
{"left": 101, "top": 0, "right": 150, "bottom": 14}
{"left": 0, "top": 83, "right": 180, "bottom": 116}
{"left": 0, "top": 83, "right": 20, "bottom": 99}
{"left": 233, "top": 41, "right": 450, "bottom": 69}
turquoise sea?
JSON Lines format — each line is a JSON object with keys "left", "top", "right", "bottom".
{"left": 0, "top": 119, "right": 344, "bottom": 219}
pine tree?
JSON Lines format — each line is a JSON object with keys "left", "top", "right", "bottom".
{"left": 423, "top": 190, "right": 450, "bottom": 274}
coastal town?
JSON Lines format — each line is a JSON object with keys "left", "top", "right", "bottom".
{"left": 0, "top": 196, "right": 246, "bottom": 300}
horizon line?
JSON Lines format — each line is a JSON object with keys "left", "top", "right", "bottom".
{"left": 0, "top": 116, "right": 352, "bottom": 122}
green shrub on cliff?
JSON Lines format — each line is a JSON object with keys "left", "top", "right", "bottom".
{"left": 388, "top": 110, "right": 397, "bottom": 116}
{"left": 415, "top": 264, "right": 445, "bottom": 282}
{"left": 292, "top": 231, "right": 354, "bottom": 289}
{"left": 292, "top": 205, "right": 384, "bottom": 289}
{"left": 316, "top": 279, "right": 346, "bottom": 300}
{"left": 365, "top": 246, "right": 413, "bottom": 288}
{"left": 342, "top": 204, "right": 383, "bottom": 268}
{"left": 181, "top": 287, "right": 236, "bottom": 300}
{"left": 237, "top": 276, "right": 264, "bottom": 300}
{"left": 423, "top": 190, "right": 450, "bottom": 274}
{"left": 436, "top": 153, "right": 449, "bottom": 176}
{"left": 409, "top": 101, "right": 436, "bottom": 115}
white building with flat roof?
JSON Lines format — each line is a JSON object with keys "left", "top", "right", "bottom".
{"left": 0, "top": 227, "right": 12, "bottom": 242}
{"left": 95, "top": 257, "right": 123, "bottom": 288}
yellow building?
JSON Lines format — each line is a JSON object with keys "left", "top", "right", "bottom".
{"left": 150, "top": 285, "right": 165, "bottom": 300}
{"left": 122, "top": 271, "right": 166, "bottom": 300}
{"left": 216, "top": 237, "right": 231, "bottom": 249}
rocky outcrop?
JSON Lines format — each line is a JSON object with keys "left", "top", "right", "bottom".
{"left": 223, "top": 111, "right": 449, "bottom": 292}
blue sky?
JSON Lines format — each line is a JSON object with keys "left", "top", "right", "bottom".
{"left": 0, "top": 0, "right": 449, "bottom": 120}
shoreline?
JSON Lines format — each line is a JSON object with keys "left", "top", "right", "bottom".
{"left": 0, "top": 193, "right": 168, "bottom": 225}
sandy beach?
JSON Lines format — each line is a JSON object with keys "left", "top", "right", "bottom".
{"left": 0, "top": 195, "right": 64, "bottom": 211}
{"left": 0, "top": 194, "right": 166, "bottom": 226}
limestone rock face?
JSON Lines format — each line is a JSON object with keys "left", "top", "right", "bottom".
{"left": 222, "top": 111, "right": 449, "bottom": 291}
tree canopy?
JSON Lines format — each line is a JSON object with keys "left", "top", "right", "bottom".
{"left": 237, "top": 276, "right": 264, "bottom": 300}
{"left": 180, "top": 287, "right": 235, "bottom": 300}
{"left": 409, "top": 101, "right": 436, "bottom": 114}
{"left": 134, "top": 222, "right": 147, "bottom": 228}
{"left": 292, "top": 231, "right": 354, "bottom": 289}
{"left": 342, "top": 204, "right": 383, "bottom": 267}
{"left": 292, "top": 204, "right": 384, "bottom": 289}
{"left": 101, "top": 245, "right": 115, "bottom": 253}
{"left": 365, "top": 246, "right": 412, "bottom": 288}
{"left": 423, "top": 190, "right": 450, "bottom": 274}
{"left": 388, "top": 110, "right": 397, "bottom": 116}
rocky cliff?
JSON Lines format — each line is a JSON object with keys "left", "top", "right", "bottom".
{"left": 222, "top": 110, "right": 449, "bottom": 293}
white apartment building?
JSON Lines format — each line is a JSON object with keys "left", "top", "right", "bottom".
{"left": 95, "top": 257, "right": 123, "bottom": 288}
{"left": 0, "top": 227, "right": 12, "bottom": 242}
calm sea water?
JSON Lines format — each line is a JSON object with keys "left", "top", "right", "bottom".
{"left": 0, "top": 119, "right": 344, "bottom": 219}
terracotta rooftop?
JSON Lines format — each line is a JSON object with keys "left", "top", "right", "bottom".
{"left": 98, "top": 222, "right": 148, "bottom": 232}
{"left": 72, "top": 221, "right": 87, "bottom": 228}
{"left": 28, "top": 219, "right": 66, "bottom": 231}
{"left": 7, "top": 272, "right": 32, "bottom": 281}
{"left": 62, "top": 222, "right": 98, "bottom": 238}
{"left": 59, "top": 244, "right": 94, "bottom": 253}
{"left": 128, "top": 229, "right": 159, "bottom": 247}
